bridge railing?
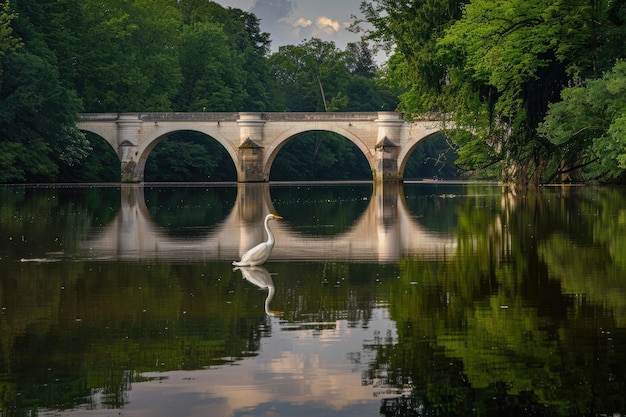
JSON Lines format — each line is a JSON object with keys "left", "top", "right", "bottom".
{"left": 263, "top": 112, "right": 380, "bottom": 121}
{"left": 78, "top": 111, "right": 393, "bottom": 123}
{"left": 79, "top": 112, "right": 241, "bottom": 122}
{"left": 78, "top": 113, "right": 121, "bottom": 121}
{"left": 78, "top": 111, "right": 451, "bottom": 123}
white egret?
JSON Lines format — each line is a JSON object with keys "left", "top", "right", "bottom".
{"left": 233, "top": 214, "right": 282, "bottom": 266}
{"left": 234, "top": 265, "right": 280, "bottom": 316}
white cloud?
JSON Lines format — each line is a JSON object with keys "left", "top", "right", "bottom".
{"left": 316, "top": 16, "right": 340, "bottom": 32}
{"left": 292, "top": 17, "right": 313, "bottom": 28}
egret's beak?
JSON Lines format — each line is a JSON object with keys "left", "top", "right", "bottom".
{"left": 273, "top": 215, "right": 283, "bottom": 219}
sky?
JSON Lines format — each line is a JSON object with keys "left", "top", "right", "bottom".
{"left": 212, "top": 0, "right": 368, "bottom": 52}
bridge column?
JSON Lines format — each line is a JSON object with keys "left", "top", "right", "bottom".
{"left": 375, "top": 112, "right": 404, "bottom": 183}
{"left": 237, "top": 112, "right": 266, "bottom": 182}
{"left": 117, "top": 114, "right": 143, "bottom": 182}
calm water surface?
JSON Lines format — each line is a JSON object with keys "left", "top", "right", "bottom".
{"left": 0, "top": 182, "right": 625, "bottom": 417}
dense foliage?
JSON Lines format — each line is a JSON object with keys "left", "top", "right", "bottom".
{"left": 0, "top": 0, "right": 89, "bottom": 182}
{"left": 358, "top": 0, "right": 626, "bottom": 185}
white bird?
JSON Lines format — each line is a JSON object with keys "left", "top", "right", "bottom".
{"left": 235, "top": 265, "right": 280, "bottom": 316}
{"left": 233, "top": 214, "right": 282, "bottom": 266}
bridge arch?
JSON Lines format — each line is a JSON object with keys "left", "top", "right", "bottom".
{"left": 263, "top": 125, "right": 376, "bottom": 181}
{"left": 398, "top": 130, "right": 448, "bottom": 179}
{"left": 66, "top": 130, "right": 120, "bottom": 181}
{"left": 136, "top": 128, "right": 240, "bottom": 181}
{"left": 77, "top": 115, "right": 119, "bottom": 153}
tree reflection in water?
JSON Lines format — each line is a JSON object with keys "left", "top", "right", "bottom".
{"left": 368, "top": 185, "right": 626, "bottom": 417}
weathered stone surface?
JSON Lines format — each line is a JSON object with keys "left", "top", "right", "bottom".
{"left": 77, "top": 112, "right": 446, "bottom": 183}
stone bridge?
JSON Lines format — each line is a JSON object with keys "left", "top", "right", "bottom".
{"left": 77, "top": 112, "right": 447, "bottom": 183}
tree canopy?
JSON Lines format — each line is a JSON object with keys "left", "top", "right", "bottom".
{"left": 539, "top": 60, "right": 626, "bottom": 182}
{"left": 0, "top": 0, "right": 88, "bottom": 182}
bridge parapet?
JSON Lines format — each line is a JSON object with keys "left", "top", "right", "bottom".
{"left": 139, "top": 112, "right": 240, "bottom": 122}
{"left": 263, "top": 112, "right": 381, "bottom": 121}
{"left": 79, "top": 113, "right": 121, "bottom": 121}
{"left": 78, "top": 112, "right": 391, "bottom": 123}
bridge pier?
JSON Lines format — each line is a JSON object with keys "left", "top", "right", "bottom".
{"left": 238, "top": 139, "right": 265, "bottom": 182}
{"left": 117, "top": 114, "right": 143, "bottom": 183}
{"left": 375, "top": 137, "right": 401, "bottom": 182}
{"left": 237, "top": 113, "right": 267, "bottom": 182}
{"left": 374, "top": 112, "right": 404, "bottom": 183}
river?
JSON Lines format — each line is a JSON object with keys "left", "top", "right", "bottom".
{"left": 0, "top": 182, "right": 625, "bottom": 416}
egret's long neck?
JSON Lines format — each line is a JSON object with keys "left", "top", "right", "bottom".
{"left": 265, "top": 286, "right": 275, "bottom": 314}
{"left": 265, "top": 217, "right": 275, "bottom": 245}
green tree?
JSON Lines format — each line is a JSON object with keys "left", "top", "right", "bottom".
{"left": 57, "top": 133, "right": 120, "bottom": 182}
{"left": 344, "top": 39, "right": 377, "bottom": 78}
{"left": 177, "top": 0, "right": 274, "bottom": 111}
{"left": 76, "top": 0, "right": 182, "bottom": 112}
{"left": 440, "top": 0, "right": 626, "bottom": 185}
{"left": 0, "top": 1, "right": 22, "bottom": 75}
{"left": 356, "top": 0, "right": 466, "bottom": 113}
{"left": 217, "top": 5, "right": 274, "bottom": 111}
{"left": 404, "top": 133, "right": 459, "bottom": 179}
{"left": 147, "top": 1, "right": 275, "bottom": 182}
{"left": 539, "top": 60, "right": 626, "bottom": 183}
{"left": 175, "top": 21, "right": 245, "bottom": 111}
{"left": 269, "top": 38, "right": 351, "bottom": 111}
{"left": 0, "top": 0, "right": 89, "bottom": 182}
{"left": 344, "top": 40, "right": 399, "bottom": 111}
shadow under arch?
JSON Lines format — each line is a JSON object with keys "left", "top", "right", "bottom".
{"left": 264, "top": 128, "right": 376, "bottom": 181}
{"left": 399, "top": 130, "right": 458, "bottom": 180}
{"left": 142, "top": 130, "right": 237, "bottom": 182}
{"left": 65, "top": 131, "right": 120, "bottom": 182}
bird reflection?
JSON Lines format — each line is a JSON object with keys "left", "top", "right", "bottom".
{"left": 233, "top": 214, "right": 282, "bottom": 266}
{"left": 235, "top": 265, "right": 280, "bottom": 316}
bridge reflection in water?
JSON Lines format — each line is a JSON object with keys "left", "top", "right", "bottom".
{"left": 81, "top": 183, "right": 455, "bottom": 262}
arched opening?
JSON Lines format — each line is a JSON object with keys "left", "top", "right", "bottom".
{"left": 58, "top": 132, "right": 120, "bottom": 182}
{"left": 269, "top": 131, "right": 372, "bottom": 181}
{"left": 144, "top": 131, "right": 236, "bottom": 182}
{"left": 403, "top": 132, "right": 459, "bottom": 180}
